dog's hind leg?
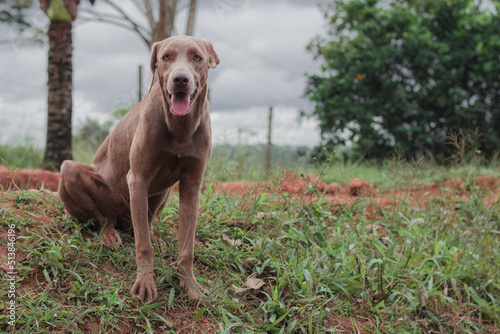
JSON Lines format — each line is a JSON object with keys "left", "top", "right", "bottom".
{"left": 58, "top": 160, "right": 122, "bottom": 249}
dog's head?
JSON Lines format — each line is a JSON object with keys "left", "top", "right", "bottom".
{"left": 149, "top": 36, "right": 220, "bottom": 116}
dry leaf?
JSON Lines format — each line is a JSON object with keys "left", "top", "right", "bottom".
{"left": 222, "top": 233, "right": 242, "bottom": 247}
{"left": 230, "top": 284, "right": 245, "bottom": 294}
{"left": 419, "top": 287, "right": 428, "bottom": 307}
{"left": 245, "top": 277, "right": 265, "bottom": 290}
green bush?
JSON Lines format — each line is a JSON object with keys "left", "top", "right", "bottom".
{"left": 307, "top": 0, "right": 500, "bottom": 161}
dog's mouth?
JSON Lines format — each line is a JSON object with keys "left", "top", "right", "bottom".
{"left": 167, "top": 90, "right": 197, "bottom": 116}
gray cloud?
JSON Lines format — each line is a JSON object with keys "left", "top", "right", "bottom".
{"left": 0, "top": 0, "right": 326, "bottom": 147}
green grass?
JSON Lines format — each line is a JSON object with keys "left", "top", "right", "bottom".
{"left": 1, "top": 158, "right": 499, "bottom": 333}
{"left": 1, "top": 137, "right": 499, "bottom": 332}
{"left": 0, "top": 140, "right": 44, "bottom": 169}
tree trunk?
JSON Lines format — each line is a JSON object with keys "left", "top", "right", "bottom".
{"left": 42, "top": 20, "right": 73, "bottom": 171}
{"left": 152, "top": 0, "right": 177, "bottom": 44}
{"left": 185, "top": 0, "right": 197, "bottom": 36}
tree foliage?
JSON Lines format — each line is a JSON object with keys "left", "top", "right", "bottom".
{"left": 0, "top": 0, "right": 36, "bottom": 30}
{"left": 306, "top": 0, "right": 500, "bottom": 160}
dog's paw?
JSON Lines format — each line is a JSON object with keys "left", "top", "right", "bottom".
{"left": 179, "top": 277, "right": 205, "bottom": 300}
{"left": 130, "top": 272, "right": 158, "bottom": 301}
{"left": 102, "top": 227, "right": 122, "bottom": 250}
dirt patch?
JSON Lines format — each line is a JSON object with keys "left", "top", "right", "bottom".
{"left": 0, "top": 166, "right": 59, "bottom": 192}
{"left": 209, "top": 171, "right": 500, "bottom": 212}
{"left": 1, "top": 167, "right": 499, "bottom": 210}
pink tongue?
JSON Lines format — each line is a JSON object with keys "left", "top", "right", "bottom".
{"left": 171, "top": 93, "right": 190, "bottom": 115}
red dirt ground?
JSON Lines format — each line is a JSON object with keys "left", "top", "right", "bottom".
{"left": 211, "top": 171, "right": 500, "bottom": 208}
{"left": 0, "top": 166, "right": 60, "bottom": 192}
{"left": 1, "top": 166, "right": 499, "bottom": 211}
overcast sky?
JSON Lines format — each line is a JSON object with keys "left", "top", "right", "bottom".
{"left": 0, "top": 0, "right": 329, "bottom": 148}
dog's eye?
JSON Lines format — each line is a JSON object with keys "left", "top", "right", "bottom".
{"left": 193, "top": 55, "right": 202, "bottom": 61}
{"left": 162, "top": 54, "right": 170, "bottom": 60}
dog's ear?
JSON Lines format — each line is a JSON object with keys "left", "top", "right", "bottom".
{"left": 206, "top": 43, "right": 220, "bottom": 69}
{"left": 149, "top": 42, "right": 160, "bottom": 92}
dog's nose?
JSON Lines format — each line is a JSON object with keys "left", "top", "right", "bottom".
{"left": 173, "top": 73, "right": 189, "bottom": 87}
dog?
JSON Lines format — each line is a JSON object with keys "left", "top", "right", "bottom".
{"left": 58, "top": 36, "right": 219, "bottom": 301}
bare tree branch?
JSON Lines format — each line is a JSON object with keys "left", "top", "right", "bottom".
{"left": 83, "top": 0, "right": 153, "bottom": 48}
{"left": 165, "top": 0, "right": 177, "bottom": 37}
{"left": 102, "top": 0, "right": 141, "bottom": 28}
{"left": 81, "top": 8, "right": 147, "bottom": 31}
{"left": 143, "top": 0, "right": 155, "bottom": 32}
{"left": 79, "top": 10, "right": 151, "bottom": 46}
{"left": 128, "top": 0, "right": 151, "bottom": 24}
{"left": 81, "top": 8, "right": 149, "bottom": 34}
{"left": 185, "top": 0, "right": 196, "bottom": 36}
{"left": 80, "top": 0, "right": 195, "bottom": 49}
{"left": 154, "top": 0, "right": 166, "bottom": 41}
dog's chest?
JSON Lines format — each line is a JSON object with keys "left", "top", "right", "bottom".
{"left": 149, "top": 161, "right": 183, "bottom": 194}
{"left": 167, "top": 134, "right": 208, "bottom": 160}
{"left": 148, "top": 155, "right": 205, "bottom": 196}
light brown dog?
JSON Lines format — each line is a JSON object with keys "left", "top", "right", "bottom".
{"left": 58, "top": 36, "right": 219, "bottom": 301}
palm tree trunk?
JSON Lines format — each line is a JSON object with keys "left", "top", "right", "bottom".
{"left": 42, "top": 20, "right": 73, "bottom": 170}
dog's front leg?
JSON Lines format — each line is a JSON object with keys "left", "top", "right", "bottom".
{"left": 127, "top": 171, "right": 158, "bottom": 301}
{"left": 178, "top": 176, "right": 204, "bottom": 300}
